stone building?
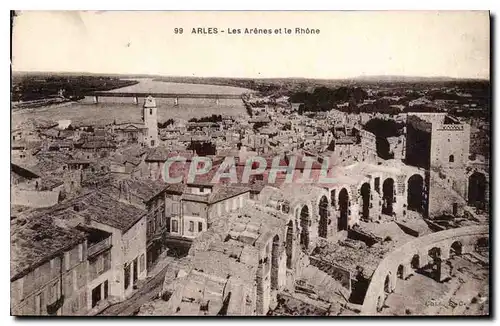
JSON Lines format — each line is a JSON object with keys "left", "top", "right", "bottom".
{"left": 11, "top": 215, "right": 89, "bottom": 315}
{"left": 143, "top": 96, "right": 159, "bottom": 148}
{"left": 359, "top": 129, "right": 377, "bottom": 162}
{"left": 167, "top": 183, "right": 251, "bottom": 239}
{"left": 405, "top": 113, "right": 485, "bottom": 217}
{"left": 142, "top": 202, "right": 297, "bottom": 316}
{"left": 88, "top": 176, "right": 170, "bottom": 270}
{"left": 11, "top": 190, "right": 149, "bottom": 316}
{"left": 67, "top": 192, "right": 148, "bottom": 301}
{"left": 75, "top": 225, "right": 113, "bottom": 313}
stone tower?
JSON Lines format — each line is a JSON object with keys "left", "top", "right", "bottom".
{"left": 143, "top": 95, "right": 159, "bottom": 148}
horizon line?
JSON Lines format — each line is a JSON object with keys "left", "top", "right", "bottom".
{"left": 11, "top": 70, "right": 490, "bottom": 82}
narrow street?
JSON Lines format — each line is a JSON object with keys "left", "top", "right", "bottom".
{"left": 98, "top": 256, "right": 174, "bottom": 316}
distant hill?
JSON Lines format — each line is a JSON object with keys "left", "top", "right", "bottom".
{"left": 353, "top": 75, "right": 489, "bottom": 83}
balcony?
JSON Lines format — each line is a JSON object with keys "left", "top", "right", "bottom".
{"left": 88, "top": 237, "right": 112, "bottom": 258}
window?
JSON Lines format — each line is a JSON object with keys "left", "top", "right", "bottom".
{"left": 96, "top": 256, "right": 104, "bottom": 274}
{"left": 124, "top": 264, "right": 131, "bottom": 290}
{"left": 34, "top": 293, "right": 43, "bottom": 315}
{"left": 189, "top": 221, "right": 194, "bottom": 232}
{"left": 103, "top": 251, "right": 111, "bottom": 272}
{"left": 91, "top": 284, "right": 102, "bottom": 308}
{"left": 140, "top": 254, "right": 145, "bottom": 273}
{"left": 172, "top": 203, "right": 179, "bottom": 215}
{"left": 78, "top": 244, "right": 83, "bottom": 262}
{"left": 133, "top": 258, "right": 138, "bottom": 284}
{"left": 104, "top": 280, "right": 109, "bottom": 300}
{"left": 158, "top": 211, "right": 163, "bottom": 227}
{"left": 198, "top": 222, "right": 203, "bottom": 232}
{"left": 50, "top": 282, "right": 59, "bottom": 303}
{"left": 71, "top": 295, "right": 79, "bottom": 313}
{"left": 172, "top": 220, "right": 179, "bottom": 233}
{"left": 149, "top": 108, "right": 153, "bottom": 115}
{"left": 449, "top": 155, "right": 454, "bottom": 163}
{"left": 64, "top": 270, "right": 75, "bottom": 296}
{"left": 151, "top": 140, "right": 155, "bottom": 147}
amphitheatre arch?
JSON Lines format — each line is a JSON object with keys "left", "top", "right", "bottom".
{"left": 475, "top": 237, "right": 488, "bottom": 252}
{"left": 360, "top": 225, "right": 488, "bottom": 315}
{"left": 271, "top": 235, "right": 280, "bottom": 290}
{"left": 407, "top": 174, "right": 424, "bottom": 213}
{"left": 360, "top": 182, "right": 371, "bottom": 220}
{"left": 468, "top": 172, "right": 487, "bottom": 209}
{"left": 450, "top": 241, "right": 463, "bottom": 257}
{"left": 382, "top": 178, "right": 395, "bottom": 216}
{"left": 411, "top": 254, "right": 420, "bottom": 269}
{"left": 397, "top": 265, "right": 405, "bottom": 279}
{"left": 299, "top": 205, "right": 310, "bottom": 251}
{"left": 285, "top": 220, "right": 294, "bottom": 269}
{"left": 318, "top": 195, "right": 329, "bottom": 239}
{"left": 338, "top": 188, "right": 349, "bottom": 231}
{"left": 384, "top": 273, "right": 392, "bottom": 293}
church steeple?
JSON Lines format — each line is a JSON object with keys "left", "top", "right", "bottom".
{"left": 143, "top": 95, "right": 158, "bottom": 148}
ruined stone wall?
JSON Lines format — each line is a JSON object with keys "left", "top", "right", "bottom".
{"left": 360, "top": 129, "right": 377, "bottom": 162}
{"left": 428, "top": 171, "right": 467, "bottom": 217}
{"left": 360, "top": 225, "right": 488, "bottom": 315}
{"left": 405, "top": 117, "right": 432, "bottom": 169}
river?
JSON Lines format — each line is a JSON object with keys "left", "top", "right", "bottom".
{"left": 12, "top": 79, "right": 253, "bottom": 127}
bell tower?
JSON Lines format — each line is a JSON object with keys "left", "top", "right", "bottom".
{"left": 143, "top": 95, "right": 159, "bottom": 148}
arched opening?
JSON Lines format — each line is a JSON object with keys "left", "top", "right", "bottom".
{"left": 286, "top": 221, "right": 294, "bottom": 269}
{"left": 377, "top": 296, "right": 383, "bottom": 312}
{"left": 450, "top": 241, "right": 463, "bottom": 257}
{"left": 397, "top": 265, "right": 405, "bottom": 279}
{"left": 428, "top": 247, "right": 442, "bottom": 280}
{"left": 318, "top": 196, "right": 328, "bottom": 238}
{"left": 330, "top": 189, "right": 336, "bottom": 208}
{"left": 360, "top": 183, "right": 371, "bottom": 220}
{"left": 475, "top": 237, "right": 488, "bottom": 253}
{"left": 468, "top": 172, "right": 487, "bottom": 209}
{"left": 271, "top": 235, "right": 280, "bottom": 290}
{"left": 411, "top": 254, "right": 420, "bottom": 269}
{"left": 300, "top": 205, "right": 310, "bottom": 251}
{"left": 338, "top": 188, "right": 349, "bottom": 231}
{"left": 384, "top": 274, "right": 391, "bottom": 293}
{"left": 449, "top": 155, "right": 454, "bottom": 163}
{"left": 428, "top": 247, "right": 441, "bottom": 264}
{"left": 407, "top": 174, "right": 424, "bottom": 213}
{"left": 382, "top": 178, "right": 395, "bottom": 216}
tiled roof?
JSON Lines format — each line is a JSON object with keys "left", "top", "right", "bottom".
{"left": 11, "top": 214, "right": 86, "bottom": 281}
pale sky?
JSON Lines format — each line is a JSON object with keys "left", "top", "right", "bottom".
{"left": 12, "top": 11, "right": 490, "bottom": 79}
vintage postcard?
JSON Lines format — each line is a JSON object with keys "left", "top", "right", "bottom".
{"left": 10, "top": 11, "right": 490, "bottom": 316}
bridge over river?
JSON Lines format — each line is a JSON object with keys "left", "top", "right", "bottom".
{"left": 85, "top": 91, "right": 243, "bottom": 105}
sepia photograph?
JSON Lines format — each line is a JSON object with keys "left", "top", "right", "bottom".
{"left": 9, "top": 10, "right": 490, "bottom": 317}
